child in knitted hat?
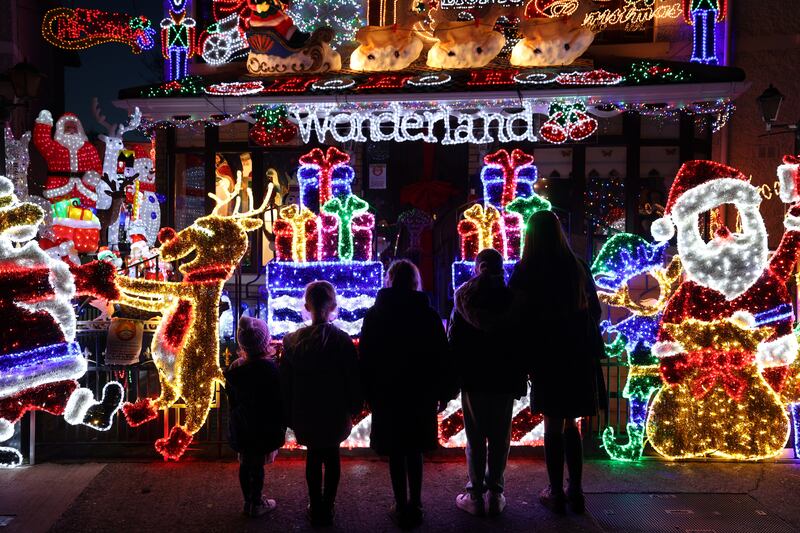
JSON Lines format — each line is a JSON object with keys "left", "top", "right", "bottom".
{"left": 224, "top": 316, "right": 286, "bottom": 517}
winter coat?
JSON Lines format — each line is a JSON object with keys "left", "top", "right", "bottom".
{"left": 281, "top": 323, "right": 362, "bottom": 448}
{"left": 448, "top": 272, "right": 528, "bottom": 397}
{"left": 224, "top": 355, "right": 286, "bottom": 455}
{"left": 509, "top": 259, "right": 607, "bottom": 418}
{"left": 359, "top": 288, "right": 454, "bottom": 455}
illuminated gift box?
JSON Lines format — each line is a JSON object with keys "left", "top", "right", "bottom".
{"left": 268, "top": 148, "right": 383, "bottom": 339}
{"left": 267, "top": 260, "right": 383, "bottom": 338}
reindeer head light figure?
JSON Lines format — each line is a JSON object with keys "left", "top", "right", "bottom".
{"left": 119, "top": 174, "right": 272, "bottom": 460}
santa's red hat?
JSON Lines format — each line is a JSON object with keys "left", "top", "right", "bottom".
{"left": 651, "top": 160, "right": 750, "bottom": 242}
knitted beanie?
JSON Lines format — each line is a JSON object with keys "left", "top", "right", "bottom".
{"left": 237, "top": 316, "right": 271, "bottom": 356}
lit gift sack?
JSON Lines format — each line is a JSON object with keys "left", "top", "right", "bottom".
{"left": 52, "top": 203, "right": 100, "bottom": 253}
{"left": 503, "top": 213, "right": 523, "bottom": 260}
{"left": 352, "top": 212, "right": 375, "bottom": 261}
{"left": 480, "top": 149, "right": 537, "bottom": 208}
{"left": 298, "top": 147, "right": 354, "bottom": 213}
{"left": 319, "top": 214, "right": 339, "bottom": 260}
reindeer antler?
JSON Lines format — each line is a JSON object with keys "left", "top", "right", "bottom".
{"left": 234, "top": 182, "right": 275, "bottom": 219}
{"left": 209, "top": 171, "right": 243, "bottom": 215}
{"left": 92, "top": 98, "right": 141, "bottom": 137}
{"left": 209, "top": 172, "right": 276, "bottom": 218}
{"left": 118, "top": 107, "right": 142, "bottom": 137}
{"left": 92, "top": 97, "right": 116, "bottom": 136}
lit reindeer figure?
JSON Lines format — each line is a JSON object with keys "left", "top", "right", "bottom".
{"left": 92, "top": 99, "right": 141, "bottom": 210}
{"left": 119, "top": 175, "right": 272, "bottom": 460}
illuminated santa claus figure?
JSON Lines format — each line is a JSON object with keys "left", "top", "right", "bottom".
{"left": 646, "top": 160, "right": 800, "bottom": 460}
{"left": 33, "top": 110, "right": 102, "bottom": 209}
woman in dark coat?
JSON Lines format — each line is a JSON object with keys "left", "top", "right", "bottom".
{"left": 359, "top": 259, "right": 453, "bottom": 528}
{"left": 509, "top": 210, "right": 606, "bottom": 515}
{"left": 224, "top": 316, "right": 286, "bottom": 517}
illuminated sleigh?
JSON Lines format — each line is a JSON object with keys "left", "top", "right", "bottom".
{"left": 246, "top": 27, "right": 342, "bottom": 76}
{"left": 267, "top": 148, "right": 382, "bottom": 338}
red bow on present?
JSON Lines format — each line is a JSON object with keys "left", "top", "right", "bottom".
{"left": 660, "top": 349, "right": 754, "bottom": 402}
{"left": 483, "top": 149, "right": 535, "bottom": 207}
{"left": 299, "top": 147, "right": 351, "bottom": 207}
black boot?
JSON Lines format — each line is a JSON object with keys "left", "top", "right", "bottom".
{"left": 541, "top": 432, "right": 566, "bottom": 514}
{"left": 564, "top": 426, "right": 585, "bottom": 513}
{"left": 0, "top": 447, "right": 22, "bottom": 467}
{"left": 83, "top": 382, "right": 124, "bottom": 431}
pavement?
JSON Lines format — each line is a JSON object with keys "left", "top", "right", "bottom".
{"left": 2, "top": 456, "right": 800, "bottom": 533}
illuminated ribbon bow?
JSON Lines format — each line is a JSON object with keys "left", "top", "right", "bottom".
{"left": 483, "top": 149, "right": 535, "bottom": 207}
{"left": 463, "top": 203, "right": 501, "bottom": 252}
{"left": 299, "top": 147, "right": 351, "bottom": 208}
{"left": 279, "top": 204, "right": 316, "bottom": 262}
{"left": 321, "top": 194, "right": 368, "bottom": 261}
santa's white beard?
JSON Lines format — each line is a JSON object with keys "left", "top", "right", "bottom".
{"left": 677, "top": 219, "right": 768, "bottom": 300}
{"left": 56, "top": 131, "right": 85, "bottom": 149}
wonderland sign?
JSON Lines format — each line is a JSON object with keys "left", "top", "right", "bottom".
{"left": 287, "top": 102, "right": 542, "bottom": 145}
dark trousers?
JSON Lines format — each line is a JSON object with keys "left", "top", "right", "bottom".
{"left": 238, "top": 453, "right": 266, "bottom": 505}
{"left": 389, "top": 451, "right": 424, "bottom": 508}
{"left": 462, "top": 391, "right": 514, "bottom": 494}
{"left": 306, "top": 446, "right": 341, "bottom": 509}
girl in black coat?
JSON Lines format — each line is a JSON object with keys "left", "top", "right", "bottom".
{"left": 509, "top": 211, "right": 605, "bottom": 515}
{"left": 224, "top": 316, "right": 286, "bottom": 517}
{"left": 281, "top": 281, "right": 361, "bottom": 526}
{"left": 359, "top": 259, "right": 452, "bottom": 528}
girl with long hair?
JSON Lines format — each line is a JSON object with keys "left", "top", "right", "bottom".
{"left": 509, "top": 211, "right": 606, "bottom": 514}
{"left": 359, "top": 260, "right": 453, "bottom": 528}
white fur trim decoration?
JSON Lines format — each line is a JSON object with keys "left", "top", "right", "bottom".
{"left": 729, "top": 310, "right": 757, "bottom": 329}
{"left": 778, "top": 163, "right": 800, "bottom": 204}
{"left": 756, "top": 334, "right": 799, "bottom": 368}
{"left": 651, "top": 215, "right": 675, "bottom": 242}
{"left": 0, "top": 419, "right": 13, "bottom": 443}
{"left": 63, "top": 388, "right": 95, "bottom": 425}
{"left": 652, "top": 340, "right": 684, "bottom": 359}
{"left": 785, "top": 212, "right": 800, "bottom": 232}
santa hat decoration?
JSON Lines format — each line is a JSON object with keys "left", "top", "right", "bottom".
{"left": 651, "top": 160, "right": 749, "bottom": 242}
{"left": 777, "top": 155, "right": 800, "bottom": 204}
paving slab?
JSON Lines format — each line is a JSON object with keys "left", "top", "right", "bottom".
{"left": 3, "top": 457, "right": 800, "bottom": 532}
{"left": 0, "top": 463, "right": 105, "bottom": 533}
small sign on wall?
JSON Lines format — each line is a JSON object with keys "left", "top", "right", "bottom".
{"left": 105, "top": 318, "right": 144, "bottom": 366}
{"left": 369, "top": 164, "right": 387, "bottom": 190}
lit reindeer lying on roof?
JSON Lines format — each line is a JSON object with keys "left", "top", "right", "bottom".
{"left": 350, "top": 11, "right": 424, "bottom": 72}
{"left": 120, "top": 175, "right": 272, "bottom": 460}
{"left": 427, "top": 7, "right": 505, "bottom": 69}
{"left": 510, "top": 2, "right": 595, "bottom": 67}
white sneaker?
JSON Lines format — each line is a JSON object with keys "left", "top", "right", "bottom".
{"left": 456, "top": 492, "right": 485, "bottom": 516}
{"left": 250, "top": 496, "right": 277, "bottom": 517}
{"left": 486, "top": 491, "right": 507, "bottom": 516}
